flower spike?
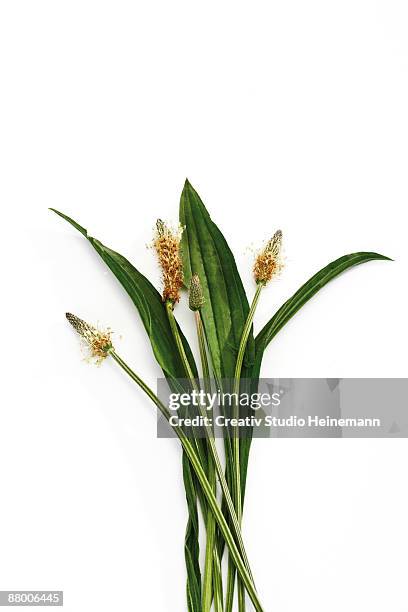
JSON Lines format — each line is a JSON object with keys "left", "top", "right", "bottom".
{"left": 153, "top": 219, "right": 184, "bottom": 303}
{"left": 253, "top": 229, "right": 283, "bottom": 284}
{"left": 66, "top": 313, "right": 113, "bottom": 364}
{"left": 189, "top": 274, "right": 205, "bottom": 311}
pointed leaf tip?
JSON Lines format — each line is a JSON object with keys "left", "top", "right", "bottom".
{"left": 180, "top": 181, "right": 254, "bottom": 379}
{"left": 53, "top": 210, "right": 198, "bottom": 380}
{"left": 254, "top": 250, "right": 394, "bottom": 368}
{"left": 49, "top": 208, "right": 88, "bottom": 237}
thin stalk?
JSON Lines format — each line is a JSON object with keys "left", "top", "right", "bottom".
{"left": 225, "top": 563, "right": 236, "bottom": 612}
{"left": 165, "top": 301, "right": 254, "bottom": 583}
{"left": 109, "top": 349, "right": 264, "bottom": 612}
{"left": 229, "top": 282, "right": 264, "bottom": 612}
{"left": 195, "top": 310, "right": 210, "bottom": 393}
{"left": 194, "top": 485, "right": 223, "bottom": 612}
{"left": 166, "top": 300, "right": 197, "bottom": 382}
{"left": 200, "top": 501, "right": 224, "bottom": 612}
{"left": 204, "top": 453, "right": 217, "bottom": 608}
{"left": 213, "top": 548, "right": 224, "bottom": 612}
{"left": 195, "top": 310, "right": 223, "bottom": 612}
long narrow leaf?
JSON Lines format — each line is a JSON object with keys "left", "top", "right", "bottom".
{"left": 179, "top": 182, "right": 256, "bottom": 605}
{"left": 50, "top": 208, "right": 198, "bottom": 380}
{"left": 180, "top": 180, "right": 254, "bottom": 381}
{"left": 50, "top": 208, "right": 202, "bottom": 609}
{"left": 253, "top": 251, "right": 392, "bottom": 378}
{"left": 183, "top": 454, "right": 202, "bottom": 612}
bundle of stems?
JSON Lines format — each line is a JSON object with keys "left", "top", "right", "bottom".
{"left": 52, "top": 180, "right": 390, "bottom": 611}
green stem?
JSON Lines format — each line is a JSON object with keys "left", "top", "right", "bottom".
{"left": 230, "top": 282, "right": 264, "bottom": 612}
{"left": 195, "top": 310, "right": 210, "bottom": 393}
{"left": 195, "top": 310, "right": 223, "bottom": 612}
{"left": 213, "top": 548, "right": 224, "bottom": 612}
{"left": 195, "top": 487, "right": 224, "bottom": 612}
{"left": 165, "top": 301, "right": 255, "bottom": 583}
{"left": 166, "top": 300, "right": 197, "bottom": 382}
{"left": 225, "top": 560, "right": 236, "bottom": 612}
{"left": 203, "top": 461, "right": 217, "bottom": 609}
{"left": 232, "top": 283, "right": 263, "bottom": 517}
{"left": 109, "top": 349, "right": 264, "bottom": 612}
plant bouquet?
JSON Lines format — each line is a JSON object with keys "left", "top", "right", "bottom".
{"left": 51, "top": 180, "right": 389, "bottom": 611}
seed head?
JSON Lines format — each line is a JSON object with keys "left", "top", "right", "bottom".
{"left": 253, "top": 230, "right": 283, "bottom": 284}
{"left": 66, "top": 313, "right": 113, "bottom": 364}
{"left": 189, "top": 274, "right": 205, "bottom": 311}
{"left": 153, "top": 219, "right": 184, "bottom": 303}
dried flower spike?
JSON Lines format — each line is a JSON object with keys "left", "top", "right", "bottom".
{"left": 153, "top": 219, "right": 184, "bottom": 303}
{"left": 189, "top": 274, "right": 205, "bottom": 311}
{"left": 66, "top": 312, "right": 113, "bottom": 364}
{"left": 253, "top": 229, "right": 283, "bottom": 284}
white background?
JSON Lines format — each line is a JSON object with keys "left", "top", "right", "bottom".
{"left": 1, "top": 1, "right": 408, "bottom": 611}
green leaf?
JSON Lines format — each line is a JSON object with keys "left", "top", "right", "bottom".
{"left": 183, "top": 454, "right": 202, "bottom": 612}
{"left": 253, "top": 251, "right": 392, "bottom": 378}
{"left": 180, "top": 181, "right": 256, "bottom": 588}
{"left": 50, "top": 208, "right": 197, "bottom": 381}
{"left": 50, "top": 208, "right": 202, "bottom": 608}
{"left": 179, "top": 180, "right": 254, "bottom": 381}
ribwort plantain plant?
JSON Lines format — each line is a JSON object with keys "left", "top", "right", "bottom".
{"left": 51, "top": 179, "right": 391, "bottom": 611}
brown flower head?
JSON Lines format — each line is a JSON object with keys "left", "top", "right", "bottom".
{"left": 66, "top": 312, "right": 113, "bottom": 364}
{"left": 153, "top": 219, "right": 184, "bottom": 303}
{"left": 188, "top": 274, "right": 205, "bottom": 311}
{"left": 253, "top": 230, "right": 283, "bottom": 284}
